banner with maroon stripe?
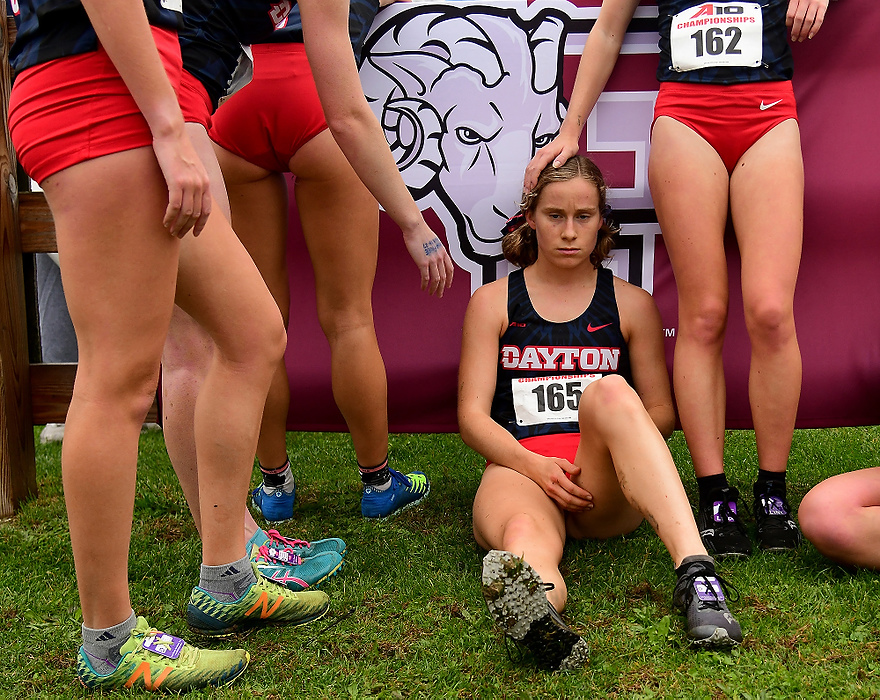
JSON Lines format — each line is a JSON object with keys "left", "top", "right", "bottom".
{"left": 283, "top": 0, "right": 880, "bottom": 432}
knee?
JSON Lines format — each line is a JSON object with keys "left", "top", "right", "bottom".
{"left": 679, "top": 299, "right": 727, "bottom": 347}
{"left": 501, "top": 513, "right": 562, "bottom": 558}
{"left": 799, "top": 485, "right": 859, "bottom": 560}
{"left": 579, "top": 375, "right": 641, "bottom": 422}
{"left": 316, "top": 300, "right": 374, "bottom": 343}
{"left": 78, "top": 354, "right": 161, "bottom": 423}
{"left": 744, "top": 299, "right": 795, "bottom": 350}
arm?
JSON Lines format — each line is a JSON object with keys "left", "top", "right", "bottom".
{"left": 81, "top": 0, "right": 210, "bottom": 237}
{"left": 523, "top": 0, "right": 641, "bottom": 191}
{"left": 458, "top": 283, "right": 593, "bottom": 512}
{"left": 615, "top": 279, "right": 675, "bottom": 439}
{"left": 297, "top": 0, "right": 453, "bottom": 297}
{"left": 786, "top": 0, "right": 829, "bottom": 41}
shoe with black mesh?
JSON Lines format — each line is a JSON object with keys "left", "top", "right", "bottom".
{"left": 673, "top": 557, "right": 742, "bottom": 648}
{"left": 695, "top": 486, "right": 753, "bottom": 558}
{"left": 481, "top": 550, "right": 589, "bottom": 671}
{"left": 753, "top": 480, "right": 801, "bottom": 551}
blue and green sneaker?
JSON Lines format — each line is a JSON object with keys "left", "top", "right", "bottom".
{"left": 361, "top": 469, "right": 430, "bottom": 519}
{"left": 187, "top": 563, "right": 330, "bottom": 638}
{"left": 77, "top": 616, "right": 248, "bottom": 691}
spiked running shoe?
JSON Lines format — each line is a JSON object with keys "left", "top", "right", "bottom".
{"left": 361, "top": 468, "right": 430, "bottom": 519}
{"left": 754, "top": 480, "right": 802, "bottom": 551}
{"left": 695, "top": 486, "right": 753, "bottom": 558}
{"left": 252, "top": 543, "right": 343, "bottom": 592}
{"left": 262, "top": 528, "right": 347, "bottom": 559}
{"left": 481, "top": 550, "right": 589, "bottom": 671}
{"left": 673, "top": 558, "right": 742, "bottom": 648}
{"left": 252, "top": 483, "right": 295, "bottom": 523}
{"left": 187, "top": 563, "right": 329, "bottom": 638}
{"left": 77, "top": 616, "right": 248, "bottom": 692}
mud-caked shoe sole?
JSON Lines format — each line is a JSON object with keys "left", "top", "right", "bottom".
{"left": 481, "top": 550, "right": 589, "bottom": 671}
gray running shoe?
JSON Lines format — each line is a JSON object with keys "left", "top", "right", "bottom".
{"left": 673, "top": 557, "right": 742, "bottom": 648}
{"left": 481, "top": 550, "right": 589, "bottom": 671}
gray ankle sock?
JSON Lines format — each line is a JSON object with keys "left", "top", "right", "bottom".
{"left": 198, "top": 554, "right": 257, "bottom": 603}
{"left": 81, "top": 610, "right": 137, "bottom": 675}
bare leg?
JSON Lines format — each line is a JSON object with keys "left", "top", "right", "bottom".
{"left": 290, "top": 130, "right": 388, "bottom": 466}
{"left": 648, "top": 117, "right": 731, "bottom": 479}
{"left": 473, "top": 465, "right": 568, "bottom": 611}
{"left": 213, "top": 148, "right": 292, "bottom": 470}
{"left": 730, "top": 119, "right": 803, "bottom": 473}
{"left": 45, "top": 148, "right": 181, "bottom": 628}
{"left": 566, "top": 376, "right": 707, "bottom": 566}
{"left": 800, "top": 468, "right": 880, "bottom": 569}
{"left": 162, "top": 124, "right": 273, "bottom": 544}
{"left": 173, "top": 201, "right": 286, "bottom": 565}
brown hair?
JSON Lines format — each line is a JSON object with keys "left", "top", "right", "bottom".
{"left": 502, "top": 155, "right": 619, "bottom": 269}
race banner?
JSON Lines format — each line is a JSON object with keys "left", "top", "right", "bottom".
{"left": 283, "top": 0, "right": 880, "bottom": 432}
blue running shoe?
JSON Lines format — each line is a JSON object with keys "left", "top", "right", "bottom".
{"left": 252, "top": 483, "right": 295, "bottom": 523}
{"left": 263, "top": 529, "right": 347, "bottom": 559}
{"left": 361, "top": 469, "right": 430, "bottom": 519}
{"left": 251, "top": 543, "right": 343, "bottom": 592}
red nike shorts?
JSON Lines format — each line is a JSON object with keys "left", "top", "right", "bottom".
{"left": 209, "top": 42, "right": 328, "bottom": 173}
{"left": 486, "top": 433, "right": 581, "bottom": 478}
{"left": 652, "top": 80, "right": 798, "bottom": 173}
{"left": 179, "top": 69, "right": 213, "bottom": 129}
{"left": 9, "top": 27, "right": 182, "bottom": 184}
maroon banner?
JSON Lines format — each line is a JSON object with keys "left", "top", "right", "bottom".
{"left": 284, "top": 0, "right": 880, "bottom": 432}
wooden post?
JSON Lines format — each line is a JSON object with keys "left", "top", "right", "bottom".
{"left": 0, "top": 10, "right": 37, "bottom": 516}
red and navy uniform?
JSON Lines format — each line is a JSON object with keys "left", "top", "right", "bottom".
{"left": 657, "top": 0, "right": 792, "bottom": 84}
{"left": 8, "top": 0, "right": 181, "bottom": 73}
{"left": 490, "top": 267, "right": 633, "bottom": 442}
{"left": 179, "top": 0, "right": 379, "bottom": 111}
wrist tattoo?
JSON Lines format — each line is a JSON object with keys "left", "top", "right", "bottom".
{"left": 423, "top": 237, "right": 443, "bottom": 256}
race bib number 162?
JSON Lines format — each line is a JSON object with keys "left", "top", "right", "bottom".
{"left": 670, "top": 2, "right": 763, "bottom": 72}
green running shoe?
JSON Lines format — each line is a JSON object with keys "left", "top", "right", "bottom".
{"left": 77, "top": 616, "right": 248, "bottom": 692}
{"left": 187, "top": 563, "right": 330, "bottom": 638}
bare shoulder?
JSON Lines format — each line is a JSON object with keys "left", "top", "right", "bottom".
{"left": 612, "top": 275, "right": 658, "bottom": 314}
{"left": 464, "top": 276, "right": 510, "bottom": 330}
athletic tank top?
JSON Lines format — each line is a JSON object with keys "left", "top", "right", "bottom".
{"left": 180, "top": 0, "right": 379, "bottom": 110}
{"left": 656, "top": 0, "right": 792, "bottom": 84}
{"left": 9, "top": 0, "right": 182, "bottom": 73}
{"left": 490, "top": 267, "right": 633, "bottom": 441}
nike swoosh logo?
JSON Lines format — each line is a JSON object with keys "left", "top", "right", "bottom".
{"left": 760, "top": 99, "right": 783, "bottom": 111}
{"left": 587, "top": 322, "right": 612, "bottom": 332}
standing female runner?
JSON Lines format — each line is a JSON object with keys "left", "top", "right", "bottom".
{"left": 8, "top": 0, "right": 329, "bottom": 690}
{"left": 526, "top": 0, "right": 828, "bottom": 557}
{"left": 460, "top": 156, "right": 741, "bottom": 671}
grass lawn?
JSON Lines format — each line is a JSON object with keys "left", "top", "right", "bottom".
{"left": 2, "top": 426, "right": 880, "bottom": 698}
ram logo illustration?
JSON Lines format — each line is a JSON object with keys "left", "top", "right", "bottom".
{"left": 360, "top": 3, "right": 569, "bottom": 291}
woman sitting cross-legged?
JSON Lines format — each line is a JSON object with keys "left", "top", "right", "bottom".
{"left": 458, "top": 156, "right": 742, "bottom": 671}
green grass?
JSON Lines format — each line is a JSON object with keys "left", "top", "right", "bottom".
{"left": 3, "top": 427, "right": 880, "bottom": 698}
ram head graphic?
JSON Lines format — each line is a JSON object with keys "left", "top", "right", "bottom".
{"left": 360, "top": 3, "right": 569, "bottom": 290}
